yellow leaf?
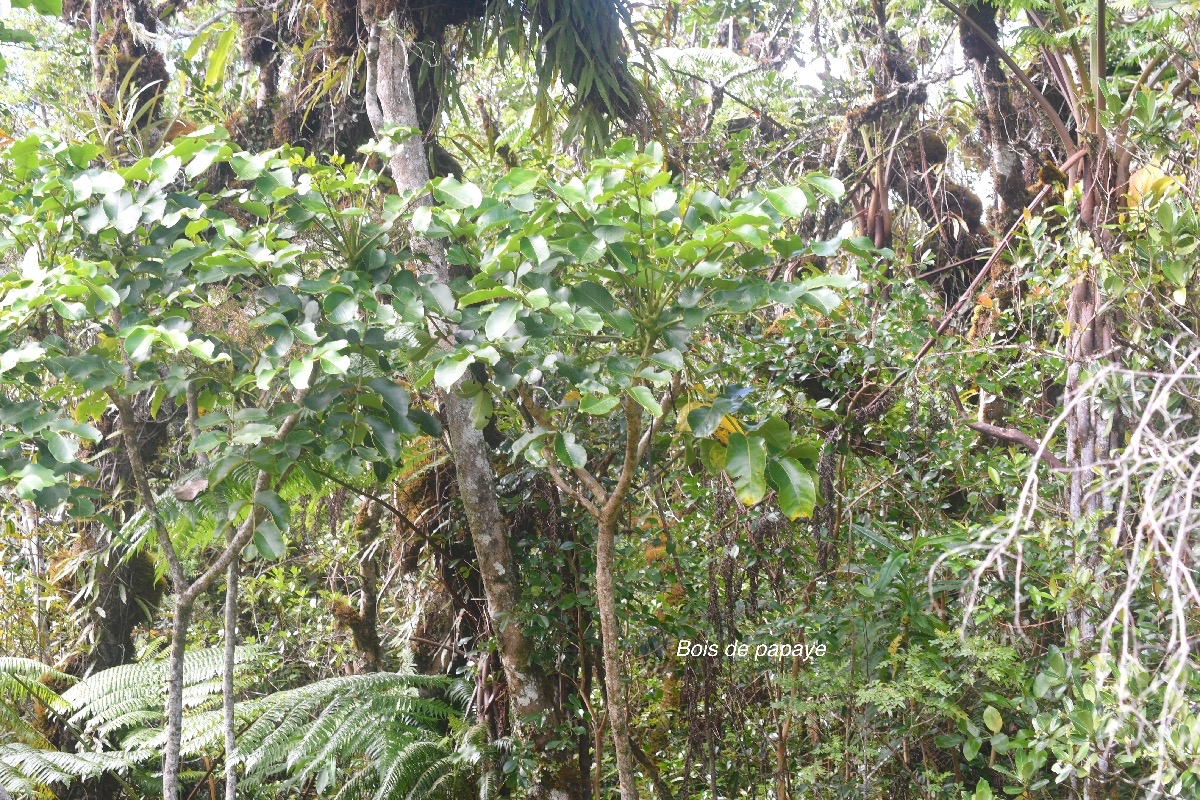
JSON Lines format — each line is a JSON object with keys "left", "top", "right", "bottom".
{"left": 1126, "top": 163, "right": 1183, "bottom": 207}
{"left": 712, "top": 415, "right": 745, "bottom": 445}
{"left": 676, "top": 400, "right": 701, "bottom": 432}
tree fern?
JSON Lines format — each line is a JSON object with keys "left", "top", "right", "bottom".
{"left": 234, "top": 671, "right": 461, "bottom": 795}
{"left": 0, "top": 658, "right": 72, "bottom": 747}
{"left": 0, "top": 650, "right": 500, "bottom": 800}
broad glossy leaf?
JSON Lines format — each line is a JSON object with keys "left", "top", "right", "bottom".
{"left": 253, "top": 518, "right": 286, "bottom": 560}
{"left": 725, "top": 433, "right": 767, "bottom": 506}
{"left": 45, "top": 431, "right": 78, "bottom": 463}
{"left": 254, "top": 490, "right": 289, "bottom": 529}
{"left": 554, "top": 431, "right": 587, "bottom": 469}
{"left": 435, "top": 353, "right": 473, "bottom": 389}
{"left": 798, "top": 287, "right": 842, "bottom": 315}
{"left": 807, "top": 175, "right": 845, "bottom": 200}
{"left": 698, "top": 439, "right": 726, "bottom": 474}
{"left": 368, "top": 377, "right": 410, "bottom": 416}
{"left": 686, "top": 399, "right": 733, "bottom": 439}
{"left": 364, "top": 415, "right": 400, "bottom": 460}
{"left": 494, "top": 168, "right": 540, "bottom": 195}
{"left": 579, "top": 394, "right": 620, "bottom": 415}
{"left": 764, "top": 186, "right": 809, "bottom": 217}
{"left": 485, "top": 299, "right": 520, "bottom": 340}
{"left": 627, "top": 386, "right": 663, "bottom": 418}
{"left": 433, "top": 177, "right": 483, "bottom": 209}
{"left": 766, "top": 458, "right": 816, "bottom": 520}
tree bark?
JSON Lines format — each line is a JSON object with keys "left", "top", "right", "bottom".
{"left": 958, "top": 4, "right": 1032, "bottom": 233}
{"left": 364, "top": 14, "right": 582, "bottom": 799}
{"left": 592, "top": 398, "right": 644, "bottom": 800}
{"left": 595, "top": 506, "right": 639, "bottom": 799}
{"left": 223, "top": 562, "right": 238, "bottom": 800}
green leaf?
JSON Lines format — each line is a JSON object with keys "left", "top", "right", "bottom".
{"left": 459, "top": 287, "right": 522, "bottom": 306}
{"left": 687, "top": 399, "right": 733, "bottom": 439}
{"left": 725, "top": 433, "right": 767, "bottom": 506}
{"left": 229, "top": 151, "right": 271, "bottom": 181}
{"left": 288, "top": 358, "right": 314, "bottom": 391}
{"left": 983, "top": 706, "right": 1003, "bottom": 734}
{"left": 0, "top": 25, "right": 36, "bottom": 45}
{"left": 124, "top": 327, "right": 155, "bottom": 361}
{"left": 756, "top": 416, "right": 793, "bottom": 452}
{"left": 319, "top": 350, "right": 350, "bottom": 375}
{"left": 766, "top": 458, "right": 816, "bottom": 520}
{"left": 254, "top": 490, "right": 289, "bottom": 530}
{"left": 191, "top": 430, "right": 224, "bottom": 453}
{"left": 627, "top": 386, "right": 663, "bottom": 418}
{"left": 511, "top": 427, "right": 548, "bottom": 461}
{"left": 810, "top": 237, "right": 842, "bottom": 257}
{"left": 470, "top": 390, "right": 493, "bottom": 430}
{"left": 45, "top": 431, "right": 78, "bottom": 463}
{"left": 364, "top": 415, "right": 400, "bottom": 460}
{"left": 485, "top": 299, "right": 520, "bottom": 340}
{"left": 494, "top": 168, "right": 540, "bottom": 195}
{"left": 435, "top": 353, "right": 473, "bottom": 389}
{"left": 14, "top": 464, "right": 58, "bottom": 500}
{"left": 764, "top": 186, "right": 809, "bottom": 217}
{"left": 185, "top": 144, "right": 223, "bottom": 179}
{"left": 231, "top": 423, "right": 277, "bottom": 445}
{"left": 972, "top": 778, "right": 993, "bottom": 800}
{"left": 648, "top": 348, "right": 684, "bottom": 372}
{"left": 409, "top": 409, "right": 442, "bottom": 437}
{"left": 797, "top": 287, "right": 842, "bottom": 315}
{"left": 253, "top": 518, "right": 286, "bottom": 560}
{"left": 183, "top": 24, "right": 213, "bottom": 60}
{"left": 963, "top": 736, "right": 981, "bottom": 762}
{"left": 554, "top": 431, "right": 587, "bottom": 469}
{"left": 698, "top": 439, "right": 726, "bottom": 473}
{"left": 807, "top": 175, "right": 845, "bottom": 200}
{"left": 205, "top": 26, "right": 237, "bottom": 87}
{"left": 433, "top": 177, "right": 483, "bottom": 209}
{"left": 368, "top": 377, "right": 410, "bottom": 416}
{"left": 573, "top": 282, "right": 615, "bottom": 313}
{"left": 579, "top": 394, "right": 620, "bottom": 415}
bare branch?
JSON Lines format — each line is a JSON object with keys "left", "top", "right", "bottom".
{"left": 967, "top": 421, "right": 1066, "bottom": 471}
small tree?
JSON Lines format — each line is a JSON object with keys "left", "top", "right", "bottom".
{"left": 417, "top": 139, "right": 848, "bottom": 797}
{"left": 0, "top": 127, "right": 443, "bottom": 796}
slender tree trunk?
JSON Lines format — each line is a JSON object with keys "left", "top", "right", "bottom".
{"left": 1064, "top": 7, "right": 1116, "bottom": 797}
{"left": 595, "top": 508, "right": 639, "bottom": 800}
{"left": 223, "top": 562, "right": 238, "bottom": 800}
{"left": 591, "top": 397, "right": 646, "bottom": 800}
{"left": 364, "top": 14, "right": 581, "bottom": 799}
{"left": 112, "top": 385, "right": 305, "bottom": 799}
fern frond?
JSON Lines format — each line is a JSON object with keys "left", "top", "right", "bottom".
{"left": 0, "top": 743, "right": 148, "bottom": 791}
{"left": 0, "top": 658, "right": 73, "bottom": 746}
{"left": 1, "top": 652, "right": 493, "bottom": 800}
{"left": 62, "top": 646, "right": 258, "bottom": 739}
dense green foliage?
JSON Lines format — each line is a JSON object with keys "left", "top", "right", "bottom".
{"left": 2, "top": 1, "right": 1200, "bottom": 799}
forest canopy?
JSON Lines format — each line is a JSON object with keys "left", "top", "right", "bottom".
{"left": 1, "top": 1, "right": 1199, "bottom": 799}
